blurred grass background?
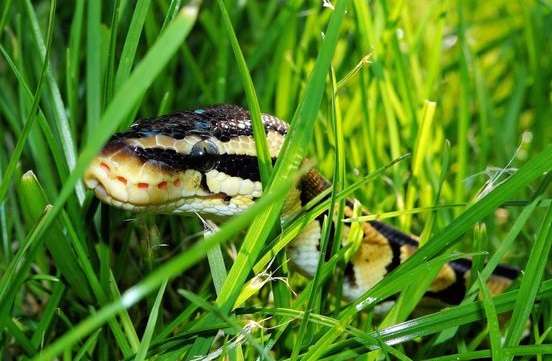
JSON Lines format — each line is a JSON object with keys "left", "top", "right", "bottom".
{"left": 1, "top": 0, "right": 552, "bottom": 360}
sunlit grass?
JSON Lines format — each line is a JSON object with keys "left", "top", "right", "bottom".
{"left": 0, "top": 0, "right": 551, "bottom": 360}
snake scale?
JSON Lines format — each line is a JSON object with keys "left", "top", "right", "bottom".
{"left": 84, "top": 104, "right": 519, "bottom": 304}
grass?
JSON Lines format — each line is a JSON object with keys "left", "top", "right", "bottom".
{"left": 0, "top": 0, "right": 551, "bottom": 360}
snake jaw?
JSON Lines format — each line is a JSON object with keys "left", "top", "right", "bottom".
{"left": 85, "top": 157, "right": 253, "bottom": 216}
{"left": 84, "top": 142, "right": 197, "bottom": 210}
{"left": 84, "top": 144, "right": 256, "bottom": 216}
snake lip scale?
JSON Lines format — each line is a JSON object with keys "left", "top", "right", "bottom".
{"left": 84, "top": 104, "right": 519, "bottom": 304}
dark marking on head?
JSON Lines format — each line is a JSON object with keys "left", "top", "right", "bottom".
{"left": 193, "top": 118, "right": 212, "bottom": 133}
{"left": 126, "top": 146, "right": 274, "bottom": 182}
{"left": 101, "top": 138, "right": 127, "bottom": 155}
{"left": 215, "top": 154, "right": 267, "bottom": 182}
{"left": 200, "top": 173, "right": 210, "bottom": 193}
{"left": 109, "top": 105, "right": 288, "bottom": 143}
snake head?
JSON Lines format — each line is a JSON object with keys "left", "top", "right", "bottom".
{"left": 84, "top": 136, "right": 207, "bottom": 211}
{"left": 84, "top": 106, "right": 287, "bottom": 215}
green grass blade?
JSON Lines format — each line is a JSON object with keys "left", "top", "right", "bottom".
{"left": 104, "top": 0, "right": 122, "bottom": 103}
{"left": 0, "top": 206, "right": 53, "bottom": 323}
{"left": 203, "top": 220, "right": 228, "bottom": 296}
{"left": 18, "top": 171, "right": 91, "bottom": 300}
{"left": 0, "top": 0, "right": 13, "bottom": 37}
{"left": 376, "top": 280, "right": 552, "bottom": 346}
{"left": 434, "top": 196, "right": 543, "bottom": 345}
{"left": 115, "top": 0, "right": 152, "bottom": 89}
{"left": 0, "top": 0, "right": 55, "bottom": 205}
{"left": 503, "top": 203, "right": 552, "bottom": 355}
{"left": 5, "top": 318, "right": 36, "bottom": 355}
{"left": 23, "top": 0, "right": 85, "bottom": 202}
{"left": 73, "top": 329, "right": 102, "bottom": 361}
{"left": 31, "top": 281, "right": 65, "bottom": 348}
{"left": 66, "top": 0, "right": 84, "bottom": 135}
{"left": 85, "top": 0, "right": 102, "bottom": 143}
{"left": 134, "top": 280, "right": 167, "bottom": 361}
{"left": 477, "top": 273, "right": 502, "bottom": 361}
{"left": 107, "top": 271, "right": 141, "bottom": 351}
{"left": 215, "top": 0, "right": 272, "bottom": 185}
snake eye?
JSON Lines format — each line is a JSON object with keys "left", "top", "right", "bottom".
{"left": 190, "top": 139, "right": 219, "bottom": 157}
{"left": 190, "top": 139, "right": 219, "bottom": 171}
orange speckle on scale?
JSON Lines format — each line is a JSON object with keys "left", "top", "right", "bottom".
{"left": 173, "top": 179, "right": 181, "bottom": 187}
{"left": 100, "top": 162, "right": 110, "bottom": 171}
{"left": 137, "top": 182, "right": 149, "bottom": 189}
{"left": 157, "top": 181, "right": 168, "bottom": 189}
{"left": 116, "top": 176, "right": 127, "bottom": 184}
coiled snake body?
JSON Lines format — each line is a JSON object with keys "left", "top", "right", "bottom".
{"left": 84, "top": 104, "right": 518, "bottom": 303}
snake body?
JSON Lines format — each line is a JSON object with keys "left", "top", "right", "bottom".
{"left": 84, "top": 104, "right": 518, "bottom": 303}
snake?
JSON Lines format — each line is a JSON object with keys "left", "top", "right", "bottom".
{"left": 83, "top": 104, "right": 519, "bottom": 304}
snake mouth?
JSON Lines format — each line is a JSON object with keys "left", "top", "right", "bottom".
{"left": 84, "top": 159, "right": 242, "bottom": 214}
{"left": 83, "top": 143, "right": 257, "bottom": 215}
{"left": 84, "top": 174, "right": 196, "bottom": 212}
{"left": 83, "top": 140, "right": 209, "bottom": 211}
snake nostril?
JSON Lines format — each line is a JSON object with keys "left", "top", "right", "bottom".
{"left": 116, "top": 176, "right": 128, "bottom": 185}
{"left": 157, "top": 181, "right": 168, "bottom": 189}
{"left": 137, "top": 182, "right": 149, "bottom": 189}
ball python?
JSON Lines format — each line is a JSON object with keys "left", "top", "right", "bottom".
{"left": 83, "top": 104, "right": 519, "bottom": 304}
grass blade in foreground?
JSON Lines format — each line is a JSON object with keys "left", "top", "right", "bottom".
{"left": 243, "top": 278, "right": 552, "bottom": 354}
{"left": 374, "top": 279, "right": 552, "bottom": 347}
{"left": 423, "top": 345, "right": 552, "bottom": 361}
{"left": 85, "top": 0, "right": 102, "bottom": 143}
{"left": 503, "top": 203, "right": 552, "bottom": 357}
{"left": 133, "top": 280, "right": 167, "bottom": 361}
{"left": 0, "top": 0, "right": 55, "bottom": 205}
{"left": 17, "top": 171, "right": 90, "bottom": 300}
{"left": 235, "top": 155, "right": 409, "bottom": 308}
{"left": 216, "top": 0, "right": 272, "bottom": 185}
{"left": 477, "top": 273, "right": 502, "bottom": 360}
{"left": 115, "top": 0, "right": 152, "bottom": 89}
{"left": 24, "top": 0, "right": 86, "bottom": 202}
